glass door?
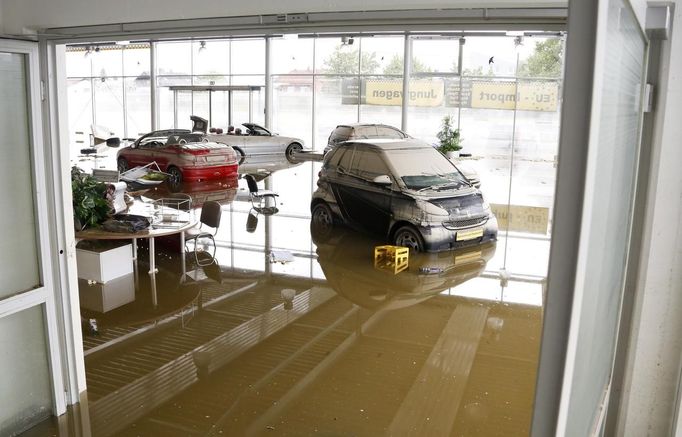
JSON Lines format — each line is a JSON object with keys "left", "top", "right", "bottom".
{"left": 0, "top": 40, "right": 65, "bottom": 435}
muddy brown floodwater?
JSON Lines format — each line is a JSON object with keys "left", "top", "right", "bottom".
{"left": 23, "top": 159, "right": 543, "bottom": 437}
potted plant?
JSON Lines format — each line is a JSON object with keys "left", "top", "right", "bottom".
{"left": 71, "top": 166, "right": 110, "bottom": 231}
{"left": 436, "top": 115, "right": 462, "bottom": 159}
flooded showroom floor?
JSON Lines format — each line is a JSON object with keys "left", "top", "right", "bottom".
{"left": 24, "top": 157, "right": 545, "bottom": 437}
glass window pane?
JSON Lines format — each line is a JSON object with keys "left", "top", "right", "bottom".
{"left": 230, "top": 75, "right": 265, "bottom": 86}
{"left": 272, "top": 75, "right": 312, "bottom": 146}
{"left": 518, "top": 37, "right": 564, "bottom": 79}
{"left": 230, "top": 39, "right": 265, "bottom": 75}
{"left": 361, "top": 36, "right": 404, "bottom": 76}
{"left": 315, "top": 38, "right": 357, "bottom": 74}
{"left": 565, "top": 1, "right": 645, "bottom": 433}
{"left": 157, "top": 76, "right": 192, "bottom": 128}
{"left": 125, "top": 77, "right": 151, "bottom": 138}
{"left": 193, "top": 40, "right": 230, "bottom": 75}
{"left": 315, "top": 77, "right": 358, "bottom": 151}
{"left": 65, "top": 47, "right": 92, "bottom": 77}
{"left": 94, "top": 77, "right": 125, "bottom": 137}
{"left": 123, "top": 43, "right": 150, "bottom": 77}
{"left": 0, "top": 53, "right": 40, "bottom": 297}
{"left": 462, "top": 36, "right": 516, "bottom": 77}
{"left": 359, "top": 76, "right": 403, "bottom": 127}
{"left": 350, "top": 150, "right": 388, "bottom": 179}
{"left": 192, "top": 91, "right": 210, "bottom": 123}
{"left": 272, "top": 38, "right": 314, "bottom": 74}
{"left": 157, "top": 42, "right": 192, "bottom": 76}
{"left": 0, "top": 306, "right": 52, "bottom": 436}
{"left": 232, "top": 90, "right": 261, "bottom": 126}
{"left": 91, "top": 46, "right": 123, "bottom": 77}
{"left": 412, "top": 38, "right": 460, "bottom": 74}
{"left": 67, "top": 78, "right": 93, "bottom": 152}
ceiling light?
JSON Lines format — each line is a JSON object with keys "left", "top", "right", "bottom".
{"left": 198, "top": 41, "right": 207, "bottom": 52}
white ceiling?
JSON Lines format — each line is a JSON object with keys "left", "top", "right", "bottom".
{"left": 1, "top": 0, "right": 568, "bottom": 36}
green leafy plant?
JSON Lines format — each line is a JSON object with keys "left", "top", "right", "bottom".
{"left": 141, "top": 171, "right": 167, "bottom": 181}
{"left": 436, "top": 115, "right": 462, "bottom": 154}
{"left": 71, "top": 166, "right": 109, "bottom": 230}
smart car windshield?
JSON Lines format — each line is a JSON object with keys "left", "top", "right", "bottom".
{"left": 385, "top": 147, "right": 468, "bottom": 191}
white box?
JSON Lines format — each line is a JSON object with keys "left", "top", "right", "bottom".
{"left": 76, "top": 242, "right": 133, "bottom": 283}
{"left": 79, "top": 273, "right": 135, "bottom": 313}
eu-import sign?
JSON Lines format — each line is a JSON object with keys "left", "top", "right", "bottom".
{"left": 471, "top": 81, "right": 558, "bottom": 111}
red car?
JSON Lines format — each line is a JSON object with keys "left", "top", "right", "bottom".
{"left": 117, "top": 130, "right": 239, "bottom": 183}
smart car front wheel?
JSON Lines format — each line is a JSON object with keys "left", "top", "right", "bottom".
{"left": 393, "top": 225, "right": 425, "bottom": 253}
{"left": 311, "top": 202, "right": 335, "bottom": 243}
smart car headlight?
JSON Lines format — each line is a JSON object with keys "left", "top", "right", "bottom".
{"left": 416, "top": 199, "right": 449, "bottom": 220}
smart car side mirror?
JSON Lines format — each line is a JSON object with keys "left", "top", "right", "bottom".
{"left": 373, "top": 175, "right": 392, "bottom": 185}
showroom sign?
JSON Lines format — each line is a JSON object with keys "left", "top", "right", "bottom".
{"left": 490, "top": 204, "right": 550, "bottom": 234}
{"left": 342, "top": 78, "right": 559, "bottom": 112}
{"left": 470, "top": 81, "right": 559, "bottom": 111}
{"left": 364, "top": 79, "right": 444, "bottom": 107}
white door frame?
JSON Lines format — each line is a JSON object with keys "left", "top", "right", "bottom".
{"left": 0, "top": 39, "right": 67, "bottom": 416}
{"left": 39, "top": 39, "right": 89, "bottom": 406}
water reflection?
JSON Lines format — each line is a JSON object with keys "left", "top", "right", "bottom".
{"left": 27, "top": 158, "right": 541, "bottom": 437}
{"left": 314, "top": 225, "right": 496, "bottom": 311}
{"left": 149, "top": 175, "right": 239, "bottom": 207}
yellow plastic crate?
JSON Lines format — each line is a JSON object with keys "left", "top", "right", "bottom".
{"left": 374, "top": 245, "right": 409, "bottom": 274}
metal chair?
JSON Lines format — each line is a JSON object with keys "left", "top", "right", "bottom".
{"left": 184, "top": 200, "right": 222, "bottom": 266}
{"left": 244, "top": 174, "right": 278, "bottom": 211}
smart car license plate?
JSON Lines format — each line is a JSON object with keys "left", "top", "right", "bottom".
{"left": 456, "top": 228, "right": 483, "bottom": 241}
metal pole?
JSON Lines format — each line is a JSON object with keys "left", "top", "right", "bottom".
{"left": 208, "top": 90, "right": 212, "bottom": 127}
{"left": 248, "top": 88, "right": 253, "bottom": 123}
{"left": 122, "top": 48, "right": 128, "bottom": 138}
{"left": 312, "top": 38, "right": 317, "bottom": 150}
{"left": 150, "top": 42, "right": 158, "bottom": 130}
{"left": 265, "top": 36, "right": 273, "bottom": 128}
{"left": 401, "top": 33, "right": 411, "bottom": 132}
{"left": 356, "top": 37, "right": 361, "bottom": 122}
{"left": 457, "top": 38, "right": 465, "bottom": 131}
{"left": 228, "top": 90, "right": 233, "bottom": 126}
{"left": 173, "top": 90, "right": 178, "bottom": 128}
{"left": 502, "top": 39, "right": 522, "bottom": 271}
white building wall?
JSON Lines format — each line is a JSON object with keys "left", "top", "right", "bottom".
{"left": 0, "top": 0, "right": 566, "bottom": 35}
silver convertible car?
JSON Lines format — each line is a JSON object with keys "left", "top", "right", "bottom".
{"left": 205, "top": 123, "right": 304, "bottom": 163}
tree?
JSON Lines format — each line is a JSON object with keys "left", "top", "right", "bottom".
{"left": 382, "top": 55, "right": 432, "bottom": 75}
{"left": 518, "top": 39, "right": 563, "bottom": 78}
{"left": 450, "top": 63, "right": 495, "bottom": 77}
{"left": 322, "top": 47, "right": 379, "bottom": 75}
{"left": 436, "top": 115, "right": 462, "bottom": 154}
